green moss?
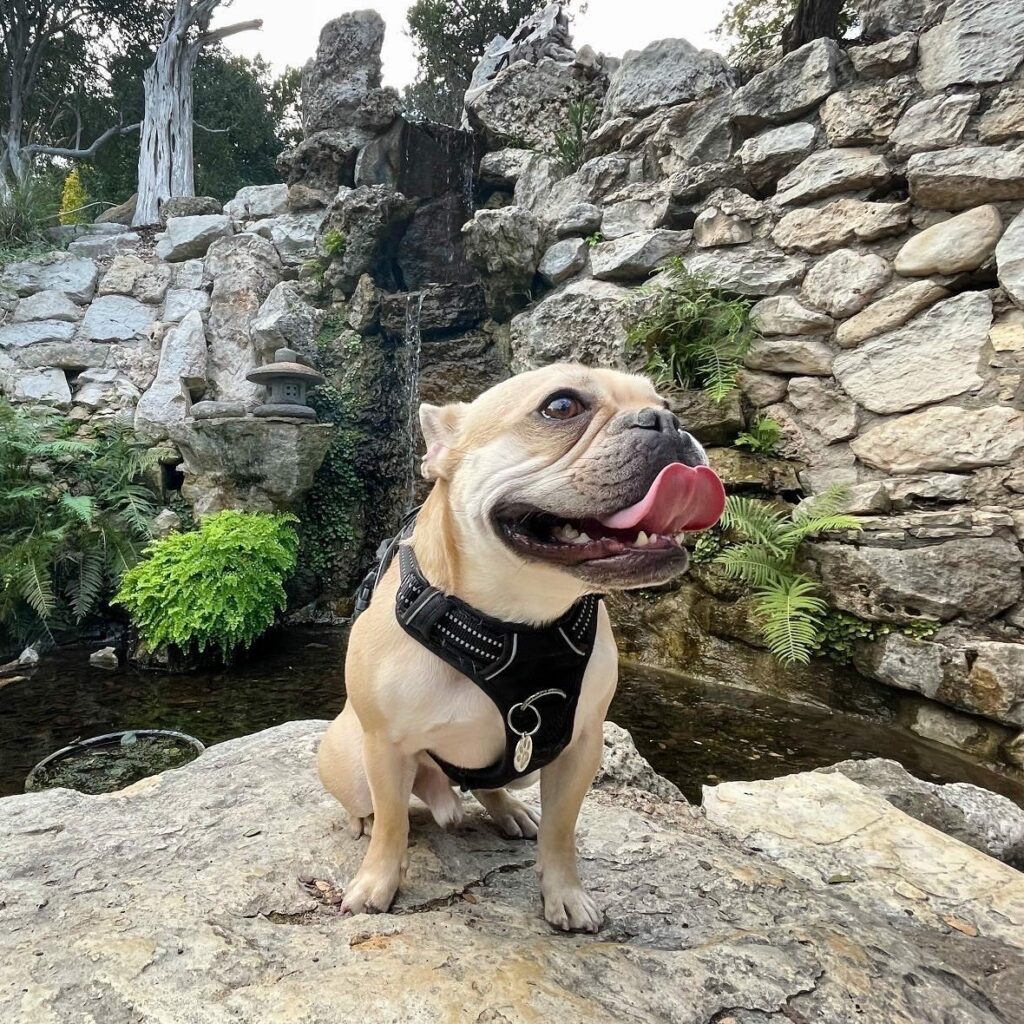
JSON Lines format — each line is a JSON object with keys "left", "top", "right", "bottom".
{"left": 812, "top": 611, "right": 940, "bottom": 665}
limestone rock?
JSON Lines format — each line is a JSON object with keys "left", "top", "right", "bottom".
{"left": 251, "top": 211, "right": 325, "bottom": 267}
{"left": 736, "top": 121, "right": 817, "bottom": 189}
{"left": 479, "top": 148, "right": 536, "bottom": 189}
{"left": 378, "top": 284, "right": 486, "bottom": 340}
{"left": 979, "top": 82, "right": 1024, "bottom": 143}
{"left": 833, "top": 292, "right": 991, "bottom": 414}
{"left": 802, "top": 249, "right": 891, "bottom": 318}
{"left": 280, "top": 130, "right": 360, "bottom": 194}
{"left": 252, "top": 281, "right": 325, "bottom": 360}
{"left": 996, "top": 208, "right": 1024, "bottom": 308}
{"left": 818, "top": 80, "right": 910, "bottom": 146}
{"left": 744, "top": 338, "right": 833, "bottom": 376}
{"left": 786, "top": 377, "right": 858, "bottom": 442}
{"left": 81, "top": 294, "right": 158, "bottom": 342}
{"left": 917, "top": 0, "right": 1024, "bottom": 93}
{"left": 224, "top": 184, "right": 290, "bottom": 222}
{"left": 632, "top": 89, "right": 736, "bottom": 176}
{"left": 692, "top": 207, "right": 752, "bottom": 248}
{"left": 67, "top": 230, "right": 140, "bottom": 260}
{"left": 0, "top": 253, "right": 98, "bottom": 304}
{"left": 668, "top": 389, "right": 744, "bottom": 446}
{"left": 855, "top": 0, "right": 949, "bottom": 39}
{"left": 896, "top": 205, "right": 1002, "bottom": 277}
{"left": 603, "top": 38, "right": 732, "bottom": 119}
{"left": 888, "top": 91, "right": 978, "bottom": 158}
{"left": 95, "top": 193, "right": 137, "bottom": 225}
{"left": 853, "top": 632, "right": 969, "bottom": 702}
{"left": 12, "top": 289, "right": 81, "bottom": 323}
{"left": 737, "top": 368, "right": 789, "bottom": 406}
{"left": 731, "top": 38, "right": 843, "bottom": 129}
{"left": 0, "top": 319, "right": 77, "bottom": 350}
{"left": 156, "top": 215, "right": 234, "bottom": 262}
{"left": 538, "top": 237, "right": 588, "bottom": 285}
{"left": 849, "top": 32, "right": 918, "bottom": 78}
{"left": 160, "top": 196, "right": 222, "bottom": 224}
{"left": 600, "top": 197, "right": 669, "bottom": 239}
{"left": 171, "top": 260, "right": 205, "bottom": 290}
{"left": 750, "top": 295, "right": 833, "bottom": 335}
{"left": 554, "top": 202, "right": 602, "bottom": 238}
{"left": 462, "top": 206, "right": 543, "bottom": 317}
{"left": 72, "top": 368, "right": 141, "bottom": 413}
{"left": 967, "top": 642, "right": 1024, "bottom": 727}
{"left": 163, "top": 288, "right": 211, "bottom": 322}
{"left": 683, "top": 244, "right": 807, "bottom": 297}
{"left": 805, "top": 534, "right": 1023, "bottom": 623}
{"left": 134, "top": 311, "right": 208, "bottom": 441}
{"left": 836, "top": 279, "right": 948, "bottom": 348}
{"left": 590, "top": 230, "right": 690, "bottom": 281}
{"left": 11, "top": 368, "right": 71, "bottom": 408}
{"left": 347, "top": 275, "right": 380, "bottom": 333}
{"left": 775, "top": 148, "right": 893, "bottom": 206}
{"left": 907, "top": 146, "right": 1024, "bottom": 209}
{"left": 772, "top": 199, "right": 910, "bottom": 254}
{"left": 850, "top": 405, "right": 1024, "bottom": 473}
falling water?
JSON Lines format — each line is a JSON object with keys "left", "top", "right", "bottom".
{"left": 404, "top": 290, "right": 426, "bottom": 508}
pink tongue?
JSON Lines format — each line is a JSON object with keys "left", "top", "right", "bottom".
{"left": 598, "top": 463, "right": 726, "bottom": 534}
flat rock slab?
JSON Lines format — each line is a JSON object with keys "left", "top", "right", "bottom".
{"left": 2, "top": 721, "right": 1022, "bottom": 1023}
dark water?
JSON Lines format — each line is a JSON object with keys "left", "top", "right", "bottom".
{"left": 1, "top": 626, "right": 1021, "bottom": 804}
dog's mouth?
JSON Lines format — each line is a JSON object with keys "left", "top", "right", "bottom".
{"left": 494, "top": 463, "right": 726, "bottom": 568}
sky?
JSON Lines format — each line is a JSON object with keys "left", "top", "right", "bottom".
{"left": 213, "top": 0, "right": 731, "bottom": 88}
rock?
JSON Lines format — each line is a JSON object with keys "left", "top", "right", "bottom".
{"left": 347, "top": 275, "right": 380, "bottom": 333}
{"left": 590, "top": 230, "right": 690, "bottom": 281}
{"left": 160, "top": 196, "right": 222, "bottom": 224}
{"left": 962, "top": 642, "right": 1024, "bottom": 727}
{"left": 252, "top": 282, "right": 325, "bottom": 361}
{"left": 833, "top": 292, "right": 991, "bottom": 413}
{"left": 805, "top": 534, "right": 1023, "bottom": 623}
{"left": 786, "top": 377, "right": 858, "bottom": 442}
{"left": 81, "top": 294, "right": 158, "bottom": 342}
{"left": 462, "top": 206, "right": 543, "bottom": 317}
{"left": 9, "top": 340, "right": 111, "bottom": 371}
{"left": 910, "top": 701, "right": 1007, "bottom": 759}
{"left": 378, "top": 284, "right": 486, "bottom": 340}
{"left": 224, "top": 184, "right": 290, "bottom": 223}
{"left": 737, "top": 368, "right": 789, "bottom": 406}
{"left": 0, "top": 253, "right": 98, "bottom": 304}
{"left": 603, "top": 38, "right": 732, "bottom": 119}
{"left": 17, "top": 646, "right": 39, "bottom": 666}
{"left": 151, "top": 508, "right": 182, "bottom": 538}
{"left": 773, "top": 199, "right": 909, "bottom": 255}
{"left": 73, "top": 368, "right": 141, "bottom": 413}
{"left": 851, "top": 405, "right": 1024, "bottom": 472}
{"left": 707, "top": 445, "right": 802, "bottom": 491}
{"left": 979, "top": 82, "right": 1024, "bottom": 143}
{"left": 163, "top": 288, "right": 211, "bottom": 322}
{"left": 95, "top": 193, "right": 137, "bottom": 225}
{"left": 856, "top": 0, "right": 950, "bottom": 39}
{"left": 67, "top": 230, "right": 140, "bottom": 260}
{"left": 156, "top": 215, "right": 233, "bottom": 262}
{"left": 895, "top": 205, "right": 1002, "bottom": 277}
{"left": 395, "top": 192, "right": 476, "bottom": 291}
{"left": 908, "top": 146, "right": 1024, "bottom": 209}
{"left": 0, "top": 319, "right": 77, "bottom": 350}
{"left": 996, "top": 208, "right": 1024, "bottom": 308}
{"left": 818, "top": 80, "right": 910, "bottom": 146}
{"left": 280, "top": 131, "right": 360, "bottom": 195}
{"left": 692, "top": 207, "right": 751, "bottom": 247}
{"left": 668, "top": 389, "right": 744, "bottom": 446}
{"left": 134, "top": 311, "right": 208, "bottom": 441}
{"left": 555, "top": 202, "right": 603, "bottom": 238}
{"left": 775, "top": 148, "right": 893, "bottom": 206}
{"left": 189, "top": 400, "right": 247, "bottom": 420}
{"left": 479, "top": 148, "right": 536, "bottom": 189}
{"left": 802, "top": 249, "right": 891, "bottom": 318}
{"left": 89, "top": 647, "right": 119, "bottom": 670}
{"left": 888, "top": 91, "right": 978, "bottom": 158}
{"left": 510, "top": 278, "right": 632, "bottom": 368}
{"left": 251, "top": 211, "right": 325, "bottom": 266}
{"left": 5, "top": 721, "right": 1024, "bottom": 1023}
{"left": 744, "top": 338, "right": 833, "bottom": 375}
{"left": 172, "top": 260, "right": 205, "bottom": 290}
{"left": 918, "top": 0, "right": 1024, "bottom": 93}
{"left": 11, "top": 368, "right": 71, "bottom": 408}
{"left": 665, "top": 160, "right": 747, "bottom": 204}
{"left": 736, "top": 121, "right": 817, "bottom": 189}
{"left": 852, "top": 632, "right": 969, "bottom": 701}
{"left": 885, "top": 472, "right": 972, "bottom": 507}
{"left": 98, "top": 254, "right": 171, "bottom": 304}
{"left": 849, "top": 32, "right": 918, "bottom": 78}
{"left": 600, "top": 197, "right": 669, "bottom": 240}
{"left": 836, "top": 279, "right": 949, "bottom": 348}
{"left": 627, "top": 90, "right": 736, "bottom": 175}
{"left": 538, "top": 237, "right": 588, "bottom": 285}
{"left": 731, "top": 38, "right": 843, "bottom": 129}
{"left": 683, "top": 244, "right": 807, "bottom": 297}
{"left": 750, "top": 295, "right": 833, "bottom": 335}
{"left": 594, "top": 721, "right": 683, "bottom": 801}
{"left": 12, "top": 289, "right": 82, "bottom": 323}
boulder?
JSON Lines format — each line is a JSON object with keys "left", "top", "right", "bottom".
{"left": 775, "top": 148, "right": 893, "bottom": 206}
{"left": 801, "top": 249, "right": 891, "bottom": 318}
{"left": 996, "top": 208, "right": 1024, "bottom": 308}
{"left": 836, "top": 279, "right": 948, "bottom": 348}
{"left": 378, "top": 284, "right": 487, "bottom": 339}
{"left": 11, "top": 368, "right": 71, "bottom": 408}
{"left": 538, "top": 237, "right": 588, "bottom": 285}
{"left": 737, "top": 368, "right": 789, "bottom": 406}
{"left": 0, "top": 319, "right": 77, "bottom": 350}
{"left": 172, "top": 260, "right": 205, "bottom": 290}
{"left": 603, "top": 38, "right": 732, "bottom": 119}
{"left": 772, "top": 199, "right": 910, "bottom": 254}
{"left": 750, "top": 295, "right": 833, "bottom": 335}
{"left": 818, "top": 80, "right": 910, "bottom": 146}
{"left": 251, "top": 210, "right": 326, "bottom": 267}
{"left": 683, "top": 244, "right": 807, "bottom": 297}
{"left": 347, "top": 275, "right": 380, "bottom": 333}
{"left": 95, "top": 193, "right": 137, "bottom": 225}
{"left": 224, "top": 184, "right": 290, "bottom": 223}
{"left": 852, "top": 633, "right": 970, "bottom": 702}
{"left": 479, "top": 148, "right": 536, "bottom": 189}
{"left": 160, "top": 196, "right": 222, "bottom": 224}
{"left": 967, "top": 642, "right": 1024, "bottom": 727}
{"left": 252, "top": 281, "right": 326, "bottom": 361}
{"left": 72, "top": 368, "right": 141, "bottom": 414}
{"left": 600, "top": 197, "right": 670, "bottom": 239}
{"left": 731, "top": 38, "right": 843, "bottom": 129}
{"left": 554, "top": 202, "right": 602, "bottom": 238}
{"left": 855, "top": 0, "right": 949, "bottom": 39}
{"left": 12, "top": 290, "right": 82, "bottom": 323}
{"left": 67, "top": 230, "right": 140, "bottom": 260}
{"left": 629, "top": 90, "right": 736, "bottom": 175}
{"left": 590, "top": 230, "right": 690, "bottom": 281}
{"left": 0, "top": 253, "right": 98, "bottom": 304}
{"left": 98, "top": 254, "right": 172, "bottom": 304}
{"left": 805, "top": 534, "right": 1023, "bottom": 623}
{"left": 848, "top": 32, "right": 918, "bottom": 77}
{"left": 163, "top": 288, "right": 211, "bottom": 322}
{"left": 156, "top": 215, "right": 234, "bottom": 262}
{"left": 134, "top": 311, "right": 208, "bottom": 441}
{"left": 280, "top": 131, "right": 360, "bottom": 195}
{"left": 81, "top": 294, "right": 159, "bottom": 342}
{"left": 907, "top": 146, "right": 1024, "bottom": 209}
{"left": 692, "top": 207, "right": 752, "bottom": 248}
{"left": 736, "top": 121, "right": 817, "bottom": 189}
{"left": 7, "top": 340, "right": 111, "bottom": 371}
{"left": 917, "top": 0, "right": 1024, "bottom": 93}
{"left": 850, "top": 405, "right": 1024, "bottom": 473}
{"left": 833, "top": 292, "right": 991, "bottom": 413}
{"left": 979, "top": 82, "right": 1024, "bottom": 144}
{"left": 462, "top": 206, "right": 544, "bottom": 318}
{"left": 668, "top": 389, "right": 744, "bottom": 446}
{"left": 896, "top": 205, "right": 1002, "bottom": 276}
{"left": 888, "top": 91, "right": 978, "bottom": 158}
{"left": 744, "top": 338, "right": 834, "bottom": 376}
{"left": 786, "top": 376, "right": 858, "bottom": 442}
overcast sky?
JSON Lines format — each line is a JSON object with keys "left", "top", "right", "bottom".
{"left": 214, "top": 1, "right": 731, "bottom": 87}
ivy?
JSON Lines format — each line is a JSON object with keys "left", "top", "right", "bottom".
{"left": 812, "top": 611, "right": 940, "bottom": 665}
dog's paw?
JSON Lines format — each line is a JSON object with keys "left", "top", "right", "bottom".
{"left": 475, "top": 790, "right": 541, "bottom": 839}
{"left": 542, "top": 882, "right": 603, "bottom": 933}
{"left": 340, "top": 866, "right": 401, "bottom": 916}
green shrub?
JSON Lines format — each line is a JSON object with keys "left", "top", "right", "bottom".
{"left": 0, "top": 174, "right": 62, "bottom": 265}
{"left": 735, "top": 416, "right": 783, "bottom": 456}
{"left": 114, "top": 510, "right": 298, "bottom": 661}
{"left": 626, "top": 260, "right": 756, "bottom": 402}
{"left": 0, "top": 402, "right": 159, "bottom": 652}
{"left": 59, "top": 169, "right": 90, "bottom": 226}
{"left": 322, "top": 228, "right": 346, "bottom": 258}
{"left": 551, "top": 99, "right": 598, "bottom": 172}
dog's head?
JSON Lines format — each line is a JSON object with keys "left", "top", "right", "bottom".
{"left": 419, "top": 363, "right": 725, "bottom": 591}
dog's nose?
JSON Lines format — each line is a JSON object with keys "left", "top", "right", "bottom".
{"left": 625, "top": 407, "right": 681, "bottom": 434}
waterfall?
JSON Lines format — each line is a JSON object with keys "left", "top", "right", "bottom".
{"left": 404, "top": 290, "right": 426, "bottom": 508}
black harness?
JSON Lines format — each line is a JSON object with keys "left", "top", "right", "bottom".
{"left": 353, "top": 516, "right": 601, "bottom": 791}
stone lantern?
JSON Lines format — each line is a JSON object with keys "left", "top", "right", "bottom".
{"left": 246, "top": 347, "right": 325, "bottom": 421}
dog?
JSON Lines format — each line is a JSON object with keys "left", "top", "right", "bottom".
{"left": 317, "top": 363, "right": 725, "bottom": 932}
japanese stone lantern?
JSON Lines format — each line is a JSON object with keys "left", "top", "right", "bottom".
{"left": 246, "top": 347, "right": 325, "bottom": 421}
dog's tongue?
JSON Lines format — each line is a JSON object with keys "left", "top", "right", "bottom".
{"left": 599, "top": 463, "right": 726, "bottom": 534}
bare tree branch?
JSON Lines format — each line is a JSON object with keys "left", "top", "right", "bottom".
{"left": 24, "top": 120, "right": 140, "bottom": 158}
{"left": 198, "top": 18, "right": 262, "bottom": 45}
{"left": 194, "top": 121, "right": 229, "bottom": 133}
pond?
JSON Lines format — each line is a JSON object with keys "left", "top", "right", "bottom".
{"left": 1, "top": 626, "right": 1021, "bottom": 805}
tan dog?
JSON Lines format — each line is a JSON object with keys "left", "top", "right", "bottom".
{"left": 317, "top": 363, "right": 724, "bottom": 931}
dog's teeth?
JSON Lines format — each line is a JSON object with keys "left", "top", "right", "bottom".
{"left": 563, "top": 524, "right": 579, "bottom": 539}
{"left": 675, "top": 532, "right": 686, "bottom": 545}
{"left": 635, "top": 531, "right": 649, "bottom": 547}
{"left": 574, "top": 531, "right": 591, "bottom": 545}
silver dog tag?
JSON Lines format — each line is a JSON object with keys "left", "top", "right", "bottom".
{"left": 513, "top": 734, "right": 533, "bottom": 773}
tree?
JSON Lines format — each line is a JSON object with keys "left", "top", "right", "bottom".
{"left": 133, "top": 0, "right": 261, "bottom": 226}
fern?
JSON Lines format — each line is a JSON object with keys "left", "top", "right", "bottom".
{"left": 735, "top": 416, "right": 783, "bottom": 456}
{"left": 753, "top": 576, "right": 827, "bottom": 667}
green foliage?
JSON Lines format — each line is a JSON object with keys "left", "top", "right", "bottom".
{"left": 551, "top": 99, "right": 598, "bottom": 172}
{"left": 735, "top": 416, "right": 783, "bottom": 456}
{"left": 712, "top": 487, "right": 861, "bottom": 665}
{"left": 625, "top": 260, "right": 756, "bottom": 402}
{"left": 322, "top": 228, "right": 347, "bottom": 258}
{"left": 114, "top": 511, "right": 298, "bottom": 661}
{"left": 812, "top": 611, "right": 941, "bottom": 665}
{"left": 0, "top": 174, "right": 62, "bottom": 264}
{"left": 58, "top": 169, "right": 90, "bottom": 225}
{"left": 0, "top": 402, "right": 160, "bottom": 653}
{"left": 585, "top": 232, "right": 604, "bottom": 248}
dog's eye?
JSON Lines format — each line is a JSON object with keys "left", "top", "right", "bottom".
{"left": 540, "top": 393, "right": 585, "bottom": 420}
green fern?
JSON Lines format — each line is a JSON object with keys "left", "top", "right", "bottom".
{"left": 735, "top": 416, "right": 783, "bottom": 456}
{"left": 753, "top": 576, "right": 827, "bottom": 666}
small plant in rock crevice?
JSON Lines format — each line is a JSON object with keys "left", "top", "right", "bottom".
{"left": 585, "top": 231, "right": 604, "bottom": 248}
{"left": 551, "top": 98, "right": 599, "bottom": 172}
{"left": 625, "top": 260, "right": 756, "bottom": 403}
{"left": 735, "top": 416, "right": 783, "bottom": 456}
{"left": 812, "top": 611, "right": 940, "bottom": 665}
{"left": 321, "top": 228, "right": 346, "bottom": 258}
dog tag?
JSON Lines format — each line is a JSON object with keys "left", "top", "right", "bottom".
{"left": 513, "top": 733, "right": 533, "bottom": 773}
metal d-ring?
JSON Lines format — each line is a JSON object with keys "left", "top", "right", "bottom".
{"left": 506, "top": 688, "right": 568, "bottom": 737}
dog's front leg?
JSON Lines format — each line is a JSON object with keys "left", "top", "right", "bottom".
{"left": 536, "top": 725, "right": 604, "bottom": 933}
{"left": 341, "top": 731, "right": 415, "bottom": 915}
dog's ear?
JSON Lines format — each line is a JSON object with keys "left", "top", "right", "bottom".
{"left": 419, "top": 402, "right": 466, "bottom": 481}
